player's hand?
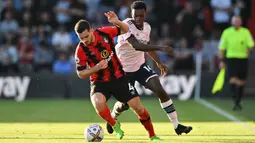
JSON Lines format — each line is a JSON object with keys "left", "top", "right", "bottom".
{"left": 161, "top": 46, "right": 174, "bottom": 56}
{"left": 157, "top": 63, "right": 168, "bottom": 76}
{"left": 104, "top": 11, "right": 119, "bottom": 25}
{"left": 219, "top": 61, "right": 225, "bottom": 69}
{"left": 95, "top": 60, "right": 108, "bottom": 71}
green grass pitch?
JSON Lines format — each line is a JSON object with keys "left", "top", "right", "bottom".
{"left": 0, "top": 98, "right": 254, "bottom": 143}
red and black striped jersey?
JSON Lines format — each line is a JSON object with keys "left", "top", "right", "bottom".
{"left": 75, "top": 26, "right": 125, "bottom": 82}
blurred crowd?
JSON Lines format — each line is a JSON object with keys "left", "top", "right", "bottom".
{"left": 0, "top": 0, "right": 253, "bottom": 74}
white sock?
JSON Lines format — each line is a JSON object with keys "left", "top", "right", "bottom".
{"left": 160, "top": 99, "right": 179, "bottom": 129}
{"left": 111, "top": 109, "right": 121, "bottom": 120}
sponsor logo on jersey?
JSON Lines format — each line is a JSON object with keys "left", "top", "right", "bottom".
{"left": 101, "top": 50, "right": 110, "bottom": 59}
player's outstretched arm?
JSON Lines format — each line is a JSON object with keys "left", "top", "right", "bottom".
{"left": 127, "top": 35, "right": 174, "bottom": 56}
{"left": 104, "top": 11, "right": 128, "bottom": 34}
{"left": 147, "top": 51, "right": 168, "bottom": 76}
{"left": 76, "top": 60, "right": 108, "bottom": 79}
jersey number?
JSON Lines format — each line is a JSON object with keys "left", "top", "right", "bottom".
{"left": 143, "top": 65, "right": 152, "bottom": 72}
{"left": 128, "top": 83, "right": 135, "bottom": 91}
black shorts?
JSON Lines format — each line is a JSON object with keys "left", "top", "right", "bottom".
{"left": 126, "top": 63, "right": 158, "bottom": 87}
{"left": 90, "top": 76, "right": 138, "bottom": 103}
{"left": 226, "top": 58, "right": 248, "bottom": 80}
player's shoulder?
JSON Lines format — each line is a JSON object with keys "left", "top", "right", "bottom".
{"left": 122, "top": 18, "right": 133, "bottom": 24}
{"left": 75, "top": 42, "right": 84, "bottom": 55}
{"left": 144, "top": 21, "right": 151, "bottom": 29}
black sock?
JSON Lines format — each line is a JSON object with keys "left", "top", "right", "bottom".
{"left": 230, "top": 83, "right": 237, "bottom": 100}
{"left": 236, "top": 86, "right": 244, "bottom": 105}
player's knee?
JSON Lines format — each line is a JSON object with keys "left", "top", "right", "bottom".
{"left": 127, "top": 97, "right": 144, "bottom": 113}
{"left": 91, "top": 93, "right": 106, "bottom": 112}
{"left": 129, "top": 102, "right": 144, "bottom": 115}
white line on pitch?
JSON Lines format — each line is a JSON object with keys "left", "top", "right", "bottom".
{"left": 196, "top": 99, "right": 255, "bottom": 133}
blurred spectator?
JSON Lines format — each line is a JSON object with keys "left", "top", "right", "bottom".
{"left": 19, "top": 10, "right": 33, "bottom": 28}
{"left": 153, "top": 0, "right": 176, "bottom": 37}
{"left": 33, "top": 25, "right": 52, "bottom": 47}
{"left": 211, "top": 0, "right": 232, "bottom": 32}
{"left": 198, "top": 0, "right": 214, "bottom": 38}
{"left": 176, "top": 2, "right": 199, "bottom": 46}
{"left": 233, "top": 0, "right": 251, "bottom": 27}
{"left": 52, "top": 25, "right": 72, "bottom": 52}
{"left": 0, "top": 11, "right": 19, "bottom": 35}
{"left": 1, "top": 0, "right": 18, "bottom": 21}
{"left": 0, "top": 34, "right": 19, "bottom": 73}
{"left": 69, "top": 0, "right": 87, "bottom": 28}
{"left": 99, "top": 0, "right": 116, "bottom": 24}
{"left": 117, "top": 0, "right": 129, "bottom": 20}
{"left": 0, "top": 0, "right": 253, "bottom": 74}
{"left": 37, "top": 11, "right": 55, "bottom": 31}
{"left": 84, "top": 0, "right": 100, "bottom": 23}
{"left": 202, "top": 37, "right": 219, "bottom": 72}
{"left": 17, "top": 28, "right": 35, "bottom": 72}
{"left": 54, "top": 0, "right": 71, "bottom": 27}
{"left": 34, "top": 40, "right": 54, "bottom": 73}
{"left": 53, "top": 52, "right": 74, "bottom": 75}
{"left": 173, "top": 38, "right": 195, "bottom": 70}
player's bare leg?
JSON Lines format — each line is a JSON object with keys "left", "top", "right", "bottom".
{"left": 108, "top": 76, "right": 192, "bottom": 135}
{"left": 146, "top": 76, "right": 192, "bottom": 135}
{"left": 91, "top": 92, "right": 124, "bottom": 139}
{"left": 107, "top": 96, "right": 162, "bottom": 140}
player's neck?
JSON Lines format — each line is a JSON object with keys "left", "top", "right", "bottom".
{"left": 136, "top": 25, "right": 143, "bottom": 30}
{"left": 91, "top": 33, "right": 95, "bottom": 42}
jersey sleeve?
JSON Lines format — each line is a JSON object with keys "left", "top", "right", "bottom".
{"left": 75, "top": 45, "right": 88, "bottom": 71}
{"left": 146, "top": 23, "right": 151, "bottom": 42}
{"left": 121, "top": 19, "right": 135, "bottom": 40}
{"left": 246, "top": 30, "right": 255, "bottom": 48}
{"left": 99, "top": 26, "right": 121, "bottom": 38}
{"left": 218, "top": 30, "right": 227, "bottom": 50}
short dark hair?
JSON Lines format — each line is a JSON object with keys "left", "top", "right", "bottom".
{"left": 131, "top": 1, "right": 147, "bottom": 11}
{"left": 74, "top": 19, "right": 91, "bottom": 33}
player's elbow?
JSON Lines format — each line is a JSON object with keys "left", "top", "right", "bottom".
{"left": 77, "top": 71, "right": 88, "bottom": 79}
{"left": 129, "top": 41, "right": 141, "bottom": 50}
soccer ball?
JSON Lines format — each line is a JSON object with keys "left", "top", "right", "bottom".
{"left": 85, "top": 124, "right": 104, "bottom": 142}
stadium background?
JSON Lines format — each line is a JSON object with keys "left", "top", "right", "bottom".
{"left": 0, "top": 0, "right": 254, "bottom": 143}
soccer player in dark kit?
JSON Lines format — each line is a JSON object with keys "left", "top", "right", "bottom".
{"left": 74, "top": 11, "right": 162, "bottom": 141}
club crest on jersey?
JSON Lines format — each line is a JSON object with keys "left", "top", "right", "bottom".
{"left": 103, "top": 37, "right": 109, "bottom": 43}
{"left": 101, "top": 50, "right": 110, "bottom": 59}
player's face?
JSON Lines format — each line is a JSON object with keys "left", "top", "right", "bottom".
{"left": 78, "top": 29, "right": 93, "bottom": 46}
{"left": 132, "top": 9, "right": 146, "bottom": 28}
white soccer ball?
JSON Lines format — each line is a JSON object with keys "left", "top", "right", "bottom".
{"left": 85, "top": 124, "right": 104, "bottom": 142}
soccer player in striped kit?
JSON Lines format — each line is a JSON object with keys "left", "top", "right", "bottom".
{"left": 107, "top": 1, "right": 192, "bottom": 135}
{"left": 74, "top": 11, "right": 164, "bottom": 141}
